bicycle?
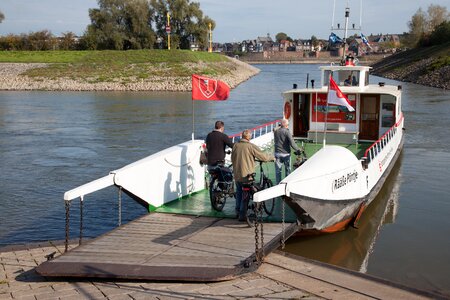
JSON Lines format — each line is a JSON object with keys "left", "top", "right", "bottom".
{"left": 208, "top": 162, "right": 235, "bottom": 212}
{"left": 293, "top": 146, "right": 307, "bottom": 170}
{"left": 241, "top": 160, "right": 275, "bottom": 227}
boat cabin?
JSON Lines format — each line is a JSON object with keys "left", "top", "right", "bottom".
{"left": 283, "top": 63, "right": 402, "bottom": 144}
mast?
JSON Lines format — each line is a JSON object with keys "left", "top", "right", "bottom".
{"left": 331, "top": 0, "right": 362, "bottom": 61}
{"left": 343, "top": 5, "right": 350, "bottom": 60}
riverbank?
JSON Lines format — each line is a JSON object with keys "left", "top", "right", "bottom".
{"left": 0, "top": 50, "right": 260, "bottom": 91}
{"left": 241, "top": 52, "right": 385, "bottom": 66}
{"left": 371, "top": 43, "right": 450, "bottom": 89}
{"left": 0, "top": 242, "right": 440, "bottom": 300}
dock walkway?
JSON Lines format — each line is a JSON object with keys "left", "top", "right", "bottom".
{"left": 1, "top": 242, "right": 442, "bottom": 299}
{"left": 36, "top": 213, "right": 298, "bottom": 281}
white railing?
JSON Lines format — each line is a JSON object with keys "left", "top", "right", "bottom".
{"left": 363, "top": 113, "right": 404, "bottom": 165}
{"left": 229, "top": 119, "right": 280, "bottom": 143}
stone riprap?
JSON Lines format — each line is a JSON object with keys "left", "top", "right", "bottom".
{"left": 0, "top": 58, "right": 260, "bottom": 91}
{"left": 375, "top": 57, "right": 450, "bottom": 89}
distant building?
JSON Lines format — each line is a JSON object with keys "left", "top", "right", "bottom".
{"left": 256, "top": 34, "right": 273, "bottom": 52}
{"left": 348, "top": 38, "right": 369, "bottom": 56}
{"left": 368, "top": 34, "right": 401, "bottom": 53}
{"left": 296, "top": 39, "right": 313, "bottom": 52}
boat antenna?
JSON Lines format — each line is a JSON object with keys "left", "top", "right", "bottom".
{"left": 343, "top": 4, "right": 350, "bottom": 60}
{"left": 331, "top": 0, "right": 362, "bottom": 61}
{"left": 359, "top": 0, "right": 363, "bottom": 29}
{"left": 331, "top": 0, "right": 336, "bottom": 30}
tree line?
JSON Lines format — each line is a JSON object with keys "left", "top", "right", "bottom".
{"left": 0, "top": 0, "right": 214, "bottom": 51}
{"left": 0, "top": 2, "right": 448, "bottom": 52}
{"left": 407, "top": 4, "right": 449, "bottom": 47}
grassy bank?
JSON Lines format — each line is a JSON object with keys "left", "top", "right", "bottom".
{"left": 0, "top": 50, "right": 230, "bottom": 82}
{"left": 0, "top": 50, "right": 260, "bottom": 91}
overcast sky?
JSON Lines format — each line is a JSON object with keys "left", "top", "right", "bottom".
{"left": 0, "top": 0, "right": 449, "bottom": 42}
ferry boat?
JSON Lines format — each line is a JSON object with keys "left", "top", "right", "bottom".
{"left": 63, "top": 4, "right": 403, "bottom": 236}
{"left": 253, "top": 59, "right": 404, "bottom": 233}
{"left": 64, "top": 60, "right": 404, "bottom": 235}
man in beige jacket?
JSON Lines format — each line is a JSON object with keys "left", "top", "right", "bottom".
{"left": 231, "top": 129, "right": 274, "bottom": 221}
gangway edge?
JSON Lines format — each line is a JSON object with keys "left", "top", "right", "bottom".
{"left": 63, "top": 173, "right": 115, "bottom": 201}
{"left": 253, "top": 183, "right": 286, "bottom": 203}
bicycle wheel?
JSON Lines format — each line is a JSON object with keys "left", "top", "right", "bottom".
{"left": 262, "top": 178, "right": 275, "bottom": 216}
{"left": 245, "top": 198, "right": 255, "bottom": 227}
{"left": 242, "top": 188, "right": 255, "bottom": 227}
{"left": 209, "top": 178, "right": 226, "bottom": 211}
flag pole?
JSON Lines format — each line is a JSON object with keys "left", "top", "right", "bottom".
{"left": 192, "top": 94, "right": 195, "bottom": 142}
{"left": 323, "top": 72, "right": 332, "bottom": 148}
{"left": 315, "top": 91, "right": 318, "bottom": 146}
{"left": 191, "top": 75, "right": 195, "bottom": 142}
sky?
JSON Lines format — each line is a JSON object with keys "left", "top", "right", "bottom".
{"left": 0, "top": 0, "right": 449, "bottom": 43}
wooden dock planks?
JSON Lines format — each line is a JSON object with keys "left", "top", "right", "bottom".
{"left": 36, "top": 212, "right": 298, "bottom": 281}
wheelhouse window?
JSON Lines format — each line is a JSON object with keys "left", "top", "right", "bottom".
{"left": 323, "top": 70, "right": 361, "bottom": 87}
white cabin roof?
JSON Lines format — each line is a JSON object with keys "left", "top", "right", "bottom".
{"left": 283, "top": 84, "right": 402, "bottom": 98}
{"left": 319, "top": 65, "right": 372, "bottom": 72}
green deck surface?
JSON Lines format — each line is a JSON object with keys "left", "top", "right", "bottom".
{"left": 154, "top": 140, "right": 371, "bottom": 222}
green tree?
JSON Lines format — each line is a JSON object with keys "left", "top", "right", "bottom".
{"left": 428, "top": 20, "right": 450, "bottom": 45}
{"left": 151, "top": 0, "right": 214, "bottom": 50}
{"left": 275, "top": 32, "right": 288, "bottom": 42}
{"left": 84, "top": 0, "right": 156, "bottom": 50}
{"left": 408, "top": 8, "right": 427, "bottom": 44}
{"left": 0, "top": 10, "right": 5, "bottom": 23}
{"left": 311, "top": 35, "right": 318, "bottom": 49}
{"left": 407, "top": 4, "right": 449, "bottom": 47}
{"left": 28, "top": 30, "right": 57, "bottom": 50}
{"left": 426, "top": 4, "right": 449, "bottom": 33}
{"left": 59, "top": 32, "right": 77, "bottom": 50}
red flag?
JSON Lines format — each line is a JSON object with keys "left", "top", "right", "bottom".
{"left": 327, "top": 77, "right": 355, "bottom": 112}
{"left": 192, "top": 74, "right": 230, "bottom": 101}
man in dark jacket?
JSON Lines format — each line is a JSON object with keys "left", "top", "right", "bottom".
{"left": 205, "top": 121, "right": 234, "bottom": 169}
{"left": 274, "top": 119, "right": 301, "bottom": 184}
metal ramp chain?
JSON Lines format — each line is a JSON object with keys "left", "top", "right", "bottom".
{"left": 64, "top": 200, "right": 70, "bottom": 253}
{"left": 281, "top": 196, "right": 286, "bottom": 249}
{"left": 253, "top": 203, "right": 265, "bottom": 264}
{"left": 79, "top": 196, "right": 84, "bottom": 246}
{"left": 118, "top": 187, "right": 122, "bottom": 226}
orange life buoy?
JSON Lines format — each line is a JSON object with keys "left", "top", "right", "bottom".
{"left": 284, "top": 102, "right": 291, "bottom": 119}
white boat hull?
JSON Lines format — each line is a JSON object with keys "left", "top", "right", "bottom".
{"left": 285, "top": 135, "right": 404, "bottom": 233}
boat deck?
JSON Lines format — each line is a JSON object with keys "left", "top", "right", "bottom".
{"left": 154, "top": 140, "right": 371, "bottom": 221}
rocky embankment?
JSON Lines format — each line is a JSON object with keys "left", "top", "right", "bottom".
{"left": 0, "top": 57, "right": 260, "bottom": 91}
{"left": 371, "top": 44, "right": 450, "bottom": 89}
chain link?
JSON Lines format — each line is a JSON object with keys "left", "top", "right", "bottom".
{"left": 79, "top": 196, "right": 83, "bottom": 246}
{"left": 259, "top": 203, "right": 265, "bottom": 262}
{"left": 254, "top": 201, "right": 260, "bottom": 264}
{"left": 118, "top": 187, "right": 122, "bottom": 227}
{"left": 64, "top": 200, "right": 70, "bottom": 253}
{"left": 253, "top": 202, "right": 266, "bottom": 264}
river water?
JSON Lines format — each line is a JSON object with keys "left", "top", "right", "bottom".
{"left": 0, "top": 64, "right": 449, "bottom": 295}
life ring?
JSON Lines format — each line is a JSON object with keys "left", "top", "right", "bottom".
{"left": 284, "top": 102, "right": 291, "bottom": 119}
